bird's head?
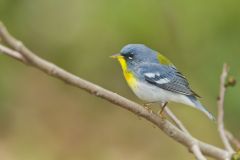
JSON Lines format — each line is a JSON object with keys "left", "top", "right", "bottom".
{"left": 111, "top": 44, "right": 160, "bottom": 69}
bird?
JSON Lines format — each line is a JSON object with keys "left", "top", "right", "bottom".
{"left": 111, "top": 44, "right": 215, "bottom": 120}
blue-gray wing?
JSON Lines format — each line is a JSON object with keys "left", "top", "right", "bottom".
{"left": 138, "top": 64, "right": 200, "bottom": 97}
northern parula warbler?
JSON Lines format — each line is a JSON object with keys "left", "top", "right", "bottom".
{"left": 111, "top": 44, "right": 215, "bottom": 120}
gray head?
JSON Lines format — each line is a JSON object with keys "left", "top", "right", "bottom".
{"left": 120, "top": 44, "right": 158, "bottom": 65}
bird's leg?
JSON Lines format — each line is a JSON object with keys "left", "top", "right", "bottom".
{"left": 158, "top": 102, "right": 168, "bottom": 117}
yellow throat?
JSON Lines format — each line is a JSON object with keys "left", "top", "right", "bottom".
{"left": 116, "top": 56, "right": 137, "bottom": 88}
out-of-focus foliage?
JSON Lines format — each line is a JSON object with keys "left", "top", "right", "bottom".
{"left": 0, "top": 0, "right": 239, "bottom": 159}
{"left": 232, "top": 151, "right": 240, "bottom": 160}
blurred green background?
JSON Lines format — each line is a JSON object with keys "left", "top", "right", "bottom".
{"left": 0, "top": 0, "right": 239, "bottom": 159}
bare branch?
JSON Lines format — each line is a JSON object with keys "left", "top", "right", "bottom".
{"left": 0, "top": 44, "right": 26, "bottom": 62}
{"left": 217, "top": 64, "right": 235, "bottom": 153}
{"left": 0, "top": 21, "right": 232, "bottom": 160}
{"left": 225, "top": 130, "right": 240, "bottom": 150}
{"left": 191, "top": 144, "right": 208, "bottom": 160}
{"left": 164, "top": 107, "right": 206, "bottom": 160}
{"left": 165, "top": 107, "right": 190, "bottom": 134}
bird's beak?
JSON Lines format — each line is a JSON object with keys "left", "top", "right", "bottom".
{"left": 110, "top": 53, "right": 122, "bottom": 59}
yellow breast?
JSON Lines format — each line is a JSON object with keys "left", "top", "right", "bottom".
{"left": 117, "top": 57, "right": 137, "bottom": 89}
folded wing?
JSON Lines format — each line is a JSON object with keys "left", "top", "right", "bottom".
{"left": 139, "top": 64, "right": 200, "bottom": 97}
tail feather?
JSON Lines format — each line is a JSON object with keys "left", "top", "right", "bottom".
{"left": 187, "top": 96, "right": 215, "bottom": 121}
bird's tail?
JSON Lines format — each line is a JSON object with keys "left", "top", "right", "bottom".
{"left": 187, "top": 96, "right": 215, "bottom": 121}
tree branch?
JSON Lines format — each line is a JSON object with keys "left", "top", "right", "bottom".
{"left": 0, "top": 21, "right": 232, "bottom": 160}
{"left": 164, "top": 107, "right": 206, "bottom": 160}
{"left": 0, "top": 43, "right": 25, "bottom": 62}
{"left": 225, "top": 130, "right": 240, "bottom": 150}
{"left": 217, "top": 64, "right": 235, "bottom": 153}
{"left": 165, "top": 107, "right": 190, "bottom": 134}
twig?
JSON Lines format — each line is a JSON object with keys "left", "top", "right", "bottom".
{"left": 165, "top": 107, "right": 190, "bottom": 134}
{"left": 191, "top": 144, "right": 208, "bottom": 160}
{"left": 217, "top": 64, "right": 235, "bottom": 153}
{"left": 225, "top": 130, "right": 240, "bottom": 150}
{"left": 0, "top": 21, "right": 232, "bottom": 160}
{"left": 0, "top": 44, "right": 26, "bottom": 62}
{"left": 164, "top": 107, "right": 206, "bottom": 160}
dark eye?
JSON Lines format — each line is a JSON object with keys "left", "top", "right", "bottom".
{"left": 126, "top": 53, "right": 134, "bottom": 60}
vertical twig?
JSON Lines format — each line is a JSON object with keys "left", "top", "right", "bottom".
{"left": 217, "top": 63, "right": 235, "bottom": 153}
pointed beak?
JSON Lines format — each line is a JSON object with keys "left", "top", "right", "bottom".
{"left": 110, "top": 53, "right": 122, "bottom": 59}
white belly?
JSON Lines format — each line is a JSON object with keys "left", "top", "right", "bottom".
{"left": 131, "top": 81, "right": 194, "bottom": 106}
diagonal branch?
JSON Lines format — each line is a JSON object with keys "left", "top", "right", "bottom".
{"left": 164, "top": 107, "right": 206, "bottom": 160}
{"left": 191, "top": 144, "right": 207, "bottom": 160}
{"left": 165, "top": 107, "right": 189, "bottom": 134}
{"left": 225, "top": 130, "right": 240, "bottom": 150}
{"left": 0, "top": 43, "right": 26, "bottom": 62}
{"left": 0, "top": 21, "right": 232, "bottom": 160}
{"left": 217, "top": 64, "right": 235, "bottom": 153}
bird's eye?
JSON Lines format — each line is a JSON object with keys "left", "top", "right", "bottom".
{"left": 127, "top": 53, "right": 134, "bottom": 60}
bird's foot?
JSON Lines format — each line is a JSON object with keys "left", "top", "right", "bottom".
{"left": 157, "top": 109, "right": 166, "bottom": 119}
{"left": 157, "top": 102, "right": 168, "bottom": 119}
{"left": 143, "top": 102, "right": 151, "bottom": 107}
{"left": 143, "top": 103, "right": 153, "bottom": 113}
